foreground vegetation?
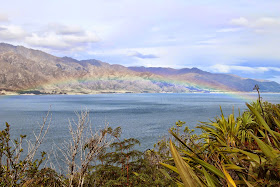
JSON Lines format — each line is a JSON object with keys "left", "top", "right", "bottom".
{"left": 1, "top": 95, "right": 280, "bottom": 186}
{"left": 164, "top": 100, "right": 280, "bottom": 186}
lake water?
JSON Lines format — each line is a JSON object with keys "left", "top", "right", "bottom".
{"left": 0, "top": 93, "right": 280, "bottom": 151}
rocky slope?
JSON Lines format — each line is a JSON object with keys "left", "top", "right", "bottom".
{"left": 0, "top": 43, "right": 280, "bottom": 94}
{"left": 129, "top": 67, "right": 280, "bottom": 92}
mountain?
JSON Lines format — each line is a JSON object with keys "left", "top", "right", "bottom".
{"left": 128, "top": 66, "right": 208, "bottom": 76}
{"left": 129, "top": 66, "right": 280, "bottom": 92}
{"left": 0, "top": 43, "right": 280, "bottom": 94}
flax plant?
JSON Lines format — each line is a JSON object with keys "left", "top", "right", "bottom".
{"left": 162, "top": 100, "right": 280, "bottom": 186}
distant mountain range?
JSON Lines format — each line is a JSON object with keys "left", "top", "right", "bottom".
{"left": 0, "top": 43, "right": 280, "bottom": 95}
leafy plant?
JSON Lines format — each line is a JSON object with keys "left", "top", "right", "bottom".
{"left": 162, "top": 100, "right": 280, "bottom": 186}
{"left": 85, "top": 127, "right": 175, "bottom": 186}
{"left": 0, "top": 111, "right": 63, "bottom": 186}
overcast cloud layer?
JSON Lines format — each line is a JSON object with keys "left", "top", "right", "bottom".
{"left": 1, "top": 0, "right": 280, "bottom": 83}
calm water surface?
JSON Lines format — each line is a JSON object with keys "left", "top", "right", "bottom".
{"left": 0, "top": 93, "right": 279, "bottom": 151}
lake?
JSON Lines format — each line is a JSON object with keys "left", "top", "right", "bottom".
{"left": 0, "top": 93, "right": 280, "bottom": 151}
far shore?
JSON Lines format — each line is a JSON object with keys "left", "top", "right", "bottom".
{"left": 1, "top": 90, "right": 279, "bottom": 96}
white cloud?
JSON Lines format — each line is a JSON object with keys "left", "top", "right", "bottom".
{"left": 25, "top": 33, "right": 70, "bottom": 49}
{"left": 254, "top": 17, "right": 280, "bottom": 27}
{"left": 217, "top": 28, "right": 241, "bottom": 33}
{"left": 210, "top": 64, "right": 270, "bottom": 74}
{"left": 0, "top": 25, "right": 26, "bottom": 40}
{"left": 269, "top": 76, "right": 280, "bottom": 84}
{"left": 230, "top": 17, "right": 249, "bottom": 26}
{"left": 230, "top": 16, "right": 280, "bottom": 32}
{"left": 196, "top": 39, "right": 219, "bottom": 45}
{"left": 24, "top": 24, "right": 99, "bottom": 51}
{"left": 48, "top": 23, "right": 84, "bottom": 35}
{"left": 62, "top": 31, "right": 99, "bottom": 44}
{"left": 127, "top": 51, "right": 158, "bottom": 59}
{"left": 151, "top": 26, "right": 161, "bottom": 32}
{"left": 210, "top": 64, "right": 231, "bottom": 73}
{"left": 0, "top": 14, "right": 9, "bottom": 22}
{"left": 0, "top": 20, "right": 100, "bottom": 53}
{"left": 267, "top": 67, "right": 280, "bottom": 72}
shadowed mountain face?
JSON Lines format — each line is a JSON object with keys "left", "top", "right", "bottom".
{"left": 0, "top": 43, "right": 280, "bottom": 94}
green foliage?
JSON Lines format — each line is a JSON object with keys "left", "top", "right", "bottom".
{"left": 3, "top": 98, "right": 280, "bottom": 186}
{"left": 22, "top": 168, "right": 64, "bottom": 187}
{"left": 84, "top": 127, "right": 175, "bottom": 186}
{"left": 162, "top": 100, "right": 280, "bottom": 186}
{"left": 0, "top": 123, "right": 63, "bottom": 186}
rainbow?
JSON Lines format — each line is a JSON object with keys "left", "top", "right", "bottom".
{"left": 1, "top": 75, "right": 258, "bottom": 102}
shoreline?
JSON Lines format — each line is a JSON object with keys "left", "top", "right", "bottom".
{"left": 1, "top": 90, "right": 279, "bottom": 96}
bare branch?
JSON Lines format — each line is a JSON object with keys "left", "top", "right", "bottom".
{"left": 57, "top": 109, "right": 114, "bottom": 187}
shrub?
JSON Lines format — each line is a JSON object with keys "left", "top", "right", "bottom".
{"left": 162, "top": 101, "right": 280, "bottom": 186}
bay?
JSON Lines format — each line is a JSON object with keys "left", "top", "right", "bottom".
{"left": 0, "top": 93, "right": 279, "bottom": 151}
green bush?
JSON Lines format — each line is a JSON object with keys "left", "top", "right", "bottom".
{"left": 0, "top": 123, "right": 63, "bottom": 186}
{"left": 162, "top": 101, "right": 280, "bottom": 186}
{"left": 2, "top": 98, "right": 279, "bottom": 186}
{"left": 84, "top": 127, "right": 175, "bottom": 186}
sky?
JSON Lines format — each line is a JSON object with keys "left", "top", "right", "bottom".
{"left": 1, "top": 0, "right": 280, "bottom": 83}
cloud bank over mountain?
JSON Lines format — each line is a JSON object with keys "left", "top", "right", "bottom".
{"left": 1, "top": 43, "right": 280, "bottom": 94}
{"left": 0, "top": 1, "right": 280, "bottom": 83}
